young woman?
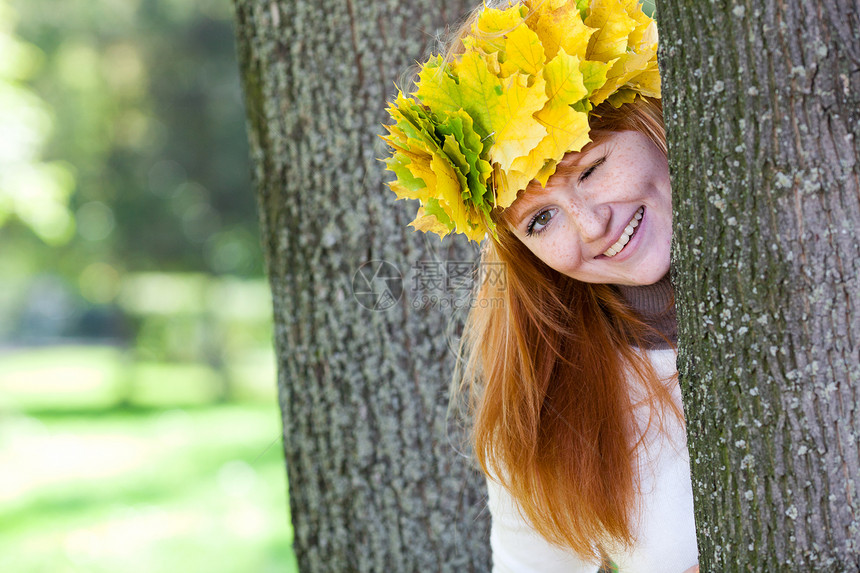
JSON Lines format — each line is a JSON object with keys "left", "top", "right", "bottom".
{"left": 383, "top": 1, "right": 699, "bottom": 570}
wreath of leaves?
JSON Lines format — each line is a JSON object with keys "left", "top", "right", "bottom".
{"left": 382, "top": 0, "right": 660, "bottom": 242}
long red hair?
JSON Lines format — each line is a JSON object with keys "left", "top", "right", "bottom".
{"left": 456, "top": 96, "right": 681, "bottom": 560}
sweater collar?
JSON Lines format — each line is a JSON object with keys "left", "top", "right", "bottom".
{"left": 614, "top": 274, "right": 677, "bottom": 350}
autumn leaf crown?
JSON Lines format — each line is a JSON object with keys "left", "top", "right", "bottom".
{"left": 381, "top": 0, "right": 661, "bottom": 242}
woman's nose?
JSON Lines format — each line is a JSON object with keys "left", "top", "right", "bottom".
{"left": 567, "top": 199, "right": 611, "bottom": 243}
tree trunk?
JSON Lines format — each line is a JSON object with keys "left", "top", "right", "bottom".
{"left": 659, "top": 0, "right": 860, "bottom": 570}
{"left": 231, "top": 0, "right": 490, "bottom": 571}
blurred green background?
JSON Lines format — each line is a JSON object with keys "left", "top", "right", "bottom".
{"left": 0, "top": 0, "right": 295, "bottom": 570}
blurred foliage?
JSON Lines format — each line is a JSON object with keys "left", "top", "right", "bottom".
{"left": 10, "top": 0, "right": 258, "bottom": 274}
{"left": 0, "top": 0, "right": 76, "bottom": 245}
{"left": 1, "top": 0, "right": 262, "bottom": 346}
{"left": 0, "top": 0, "right": 293, "bottom": 569}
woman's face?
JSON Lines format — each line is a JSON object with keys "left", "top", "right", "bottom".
{"left": 505, "top": 130, "right": 672, "bottom": 286}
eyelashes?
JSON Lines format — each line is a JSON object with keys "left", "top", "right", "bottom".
{"left": 578, "top": 156, "right": 605, "bottom": 182}
{"left": 526, "top": 208, "right": 557, "bottom": 236}
{"left": 524, "top": 156, "right": 606, "bottom": 237}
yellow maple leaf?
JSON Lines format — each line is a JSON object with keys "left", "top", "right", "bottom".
{"left": 414, "top": 57, "right": 463, "bottom": 117}
{"left": 384, "top": 154, "right": 426, "bottom": 200}
{"left": 455, "top": 53, "right": 549, "bottom": 172}
{"left": 402, "top": 154, "right": 436, "bottom": 198}
{"left": 482, "top": 50, "right": 503, "bottom": 76}
{"left": 504, "top": 23, "right": 546, "bottom": 76}
{"left": 544, "top": 49, "right": 587, "bottom": 105}
{"left": 606, "top": 88, "right": 638, "bottom": 108}
{"left": 590, "top": 49, "right": 654, "bottom": 104}
{"left": 410, "top": 208, "right": 453, "bottom": 238}
{"left": 498, "top": 76, "right": 550, "bottom": 171}
{"left": 490, "top": 73, "right": 549, "bottom": 172}
{"left": 453, "top": 50, "right": 501, "bottom": 137}
{"left": 622, "top": 0, "right": 651, "bottom": 20}
{"left": 585, "top": 0, "right": 637, "bottom": 62}
{"left": 510, "top": 101, "right": 590, "bottom": 179}
{"left": 442, "top": 135, "right": 470, "bottom": 177}
{"left": 493, "top": 164, "right": 532, "bottom": 209}
{"left": 621, "top": 0, "right": 657, "bottom": 49}
{"left": 580, "top": 58, "right": 612, "bottom": 97}
{"left": 628, "top": 19, "right": 657, "bottom": 51}
{"left": 532, "top": 2, "right": 594, "bottom": 61}
{"left": 477, "top": 4, "right": 527, "bottom": 33}
{"left": 430, "top": 153, "right": 472, "bottom": 235}
{"left": 496, "top": 54, "right": 523, "bottom": 80}
{"left": 464, "top": 222, "right": 487, "bottom": 242}
{"left": 629, "top": 67, "right": 661, "bottom": 98}
{"left": 508, "top": 49, "right": 589, "bottom": 178}
{"left": 535, "top": 159, "right": 557, "bottom": 187}
{"left": 470, "top": 4, "right": 527, "bottom": 54}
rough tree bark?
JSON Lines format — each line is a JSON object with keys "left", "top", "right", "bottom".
{"left": 231, "top": 0, "right": 490, "bottom": 571}
{"left": 659, "top": 0, "right": 859, "bottom": 570}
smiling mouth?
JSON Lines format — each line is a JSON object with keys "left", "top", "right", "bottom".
{"left": 603, "top": 207, "right": 644, "bottom": 257}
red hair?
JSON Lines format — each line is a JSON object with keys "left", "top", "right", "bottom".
{"left": 455, "top": 96, "right": 681, "bottom": 560}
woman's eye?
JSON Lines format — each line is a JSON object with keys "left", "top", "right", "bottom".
{"left": 526, "top": 208, "right": 557, "bottom": 236}
{"left": 579, "top": 157, "right": 605, "bottom": 182}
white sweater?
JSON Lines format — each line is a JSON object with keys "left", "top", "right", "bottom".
{"left": 486, "top": 348, "right": 698, "bottom": 573}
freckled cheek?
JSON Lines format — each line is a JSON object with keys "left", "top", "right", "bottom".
{"left": 544, "top": 238, "right": 581, "bottom": 274}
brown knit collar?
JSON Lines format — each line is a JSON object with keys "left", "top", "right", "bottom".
{"left": 614, "top": 274, "right": 677, "bottom": 350}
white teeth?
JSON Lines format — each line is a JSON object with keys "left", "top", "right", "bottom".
{"left": 603, "top": 207, "right": 644, "bottom": 257}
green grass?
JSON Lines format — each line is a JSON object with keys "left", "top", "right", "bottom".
{"left": 0, "top": 346, "right": 297, "bottom": 573}
{"left": 0, "top": 345, "right": 277, "bottom": 411}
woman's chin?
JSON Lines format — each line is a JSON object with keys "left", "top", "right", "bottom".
{"left": 617, "top": 259, "right": 671, "bottom": 286}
